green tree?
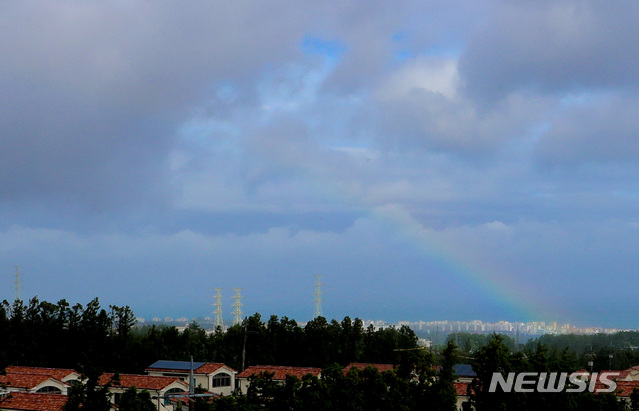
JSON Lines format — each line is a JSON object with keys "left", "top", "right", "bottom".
{"left": 64, "top": 376, "right": 111, "bottom": 411}
{"left": 470, "top": 334, "right": 524, "bottom": 411}
{"left": 631, "top": 388, "right": 639, "bottom": 411}
{"left": 432, "top": 339, "right": 459, "bottom": 411}
{"left": 119, "top": 386, "right": 156, "bottom": 411}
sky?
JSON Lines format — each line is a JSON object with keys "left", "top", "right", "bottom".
{"left": 2, "top": 0, "right": 639, "bottom": 328}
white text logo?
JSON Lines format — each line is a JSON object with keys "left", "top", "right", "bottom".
{"left": 488, "top": 372, "right": 618, "bottom": 393}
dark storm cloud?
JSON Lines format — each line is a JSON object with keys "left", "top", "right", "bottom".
{"left": 0, "top": 0, "right": 473, "bottom": 210}
{"left": 0, "top": 1, "right": 313, "bottom": 210}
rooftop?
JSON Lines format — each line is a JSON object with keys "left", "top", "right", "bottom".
{"left": 0, "top": 393, "right": 67, "bottom": 411}
{"left": 99, "top": 374, "right": 188, "bottom": 391}
{"left": 146, "top": 361, "right": 236, "bottom": 374}
{"left": 237, "top": 365, "right": 321, "bottom": 380}
{"left": 0, "top": 374, "right": 63, "bottom": 390}
{"left": 5, "top": 366, "right": 78, "bottom": 382}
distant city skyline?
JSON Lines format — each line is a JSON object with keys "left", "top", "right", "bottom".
{"left": 135, "top": 316, "right": 629, "bottom": 336}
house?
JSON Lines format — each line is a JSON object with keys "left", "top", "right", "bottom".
{"left": 592, "top": 380, "right": 639, "bottom": 408}
{"left": 454, "top": 382, "right": 472, "bottom": 410}
{"left": 0, "top": 392, "right": 67, "bottom": 411}
{"left": 607, "top": 380, "right": 639, "bottom": 406}
{"left": 603, "top": 366, "right": 639, "bottom": 381}
{"left": 236, "top": 365, "right": 322, "bottom": 395}
{"left": 451, "top": 364, "right": 476, "bottom": 383}
{"left": 146, "top": 360, "right": 237, "bottom": 396}
{"left": 574, "top": 366, "right": 639, "bottom": 382}
{"left": 0, "top": 374, "right": 68, "bottom": 395}
{"left": 343, "top": 363, "right": 395, "bottom": 375}
{"left": 439, "top": 364, "right": 476, "bottom": 410}
{"left": 98, "top": 373, "right": 189, "bottom": 411}
{"left": 4, "top": 367, "right": 80, "bottom": 386}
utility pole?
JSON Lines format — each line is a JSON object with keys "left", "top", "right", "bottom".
{"left": 213, "top": 288, "right": 223, "bottom": 330}
{"left": 314, "top": 275, "right": 323, "bottom": 318}
{"left": 189, "top": 356, "right": 195, "bottom": 396}
{"left": 232, "top": 288, "right": 243, "bottom": 326}
{"left": 242, "top": 320, "right": 248, "bottom": 372}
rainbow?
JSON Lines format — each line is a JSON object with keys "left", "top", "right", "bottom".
{"left": 365, "top": 204, "right": 556, "bottom": 322}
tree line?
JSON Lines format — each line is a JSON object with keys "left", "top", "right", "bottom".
{"left": 0, "top": 297, "right": 418, "bottom": 374}
{"left": 448, "top": 331, "right": 639, "bottom": 373}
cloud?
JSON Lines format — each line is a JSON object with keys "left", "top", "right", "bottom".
{"left": 374, "top": 56, "right": 550, "bottom": 156}
{"left": 534, "top": 96, "right": 639, "bottom": 165}
{"left": 0, "top": 1, "right": 315, "bottom": 211}
{"left": 460, "top": 0, "right": 639, "bottom": 101}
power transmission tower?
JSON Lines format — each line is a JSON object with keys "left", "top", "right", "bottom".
{"left": 231, "top": 288, "right": 243, "bottom": 326}
{"left": 213, "top": 288, "right": 223, "bottom": 329}
{"left": 14, "top": 266, "right": 22, "bottom": 301}
{"left": 314, "top": 275, "right": 323, "bottom": 318}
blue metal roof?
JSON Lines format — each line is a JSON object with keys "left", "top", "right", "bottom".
{"left": 453, "top": 364, "right": 476, "bottom": 377}
{"left": 148, "top": 360, "right": 206, "bottom": 370}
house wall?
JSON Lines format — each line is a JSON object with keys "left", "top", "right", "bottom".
{"left": 147, "top": 369, "right": 235, "bottom": 396}
{"left": 456, "top": 395, "right": 469, "bottom": 410}
{"left": 108, "top": 386, "right": 186, "bottom": 411}
{"left": 106, "top": 380, "right": 188, "bottom": 411}
{"left": 237, "top": 378, "right": 251, "bottom": 395}
{"left": 208, "top": 369, "right": 235, "bottom": 396}
{"left": 12, "top": 379, "right": 68, "bottom": 395}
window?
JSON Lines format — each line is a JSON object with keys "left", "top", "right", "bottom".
{"left": 36, "top": 386, "right": 62, "bottom": 394}
{"left": 212, "top": 373, "right": 231, "bottom": 387}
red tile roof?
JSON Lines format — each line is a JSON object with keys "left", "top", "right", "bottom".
{"left": 600, "top": 370, "right": 630, "bottom": 380}
{"left": 5, "top": 367, "right": 78, "bottom": 382}
{"left": 571, "top": 370, "right": 630, "bottom": 381}
{"left": 237, "top": 366, "right": 321, "bottom": 380}
{"left": 0, "top": 374, "right": 59, "bottom": 390}
{"left": 343, "top": 363, "right": 395, "bottom": 374}
{"left": 592, "top": 380, "right": 639, "bottom": 396}
{"left": 0, "top": 392, "right": 67, "bottom": 411}
{"left": 610, "top": 381, "right": 639, "bottom": 396}
{"left": 196, "top": 363, "right": 236, "bottom": 374}
{"left": 98, "top": 374, "right": 188, "bottom": 391}
{"left": 454, "top": 382, "right": 472, "bottom": 396}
